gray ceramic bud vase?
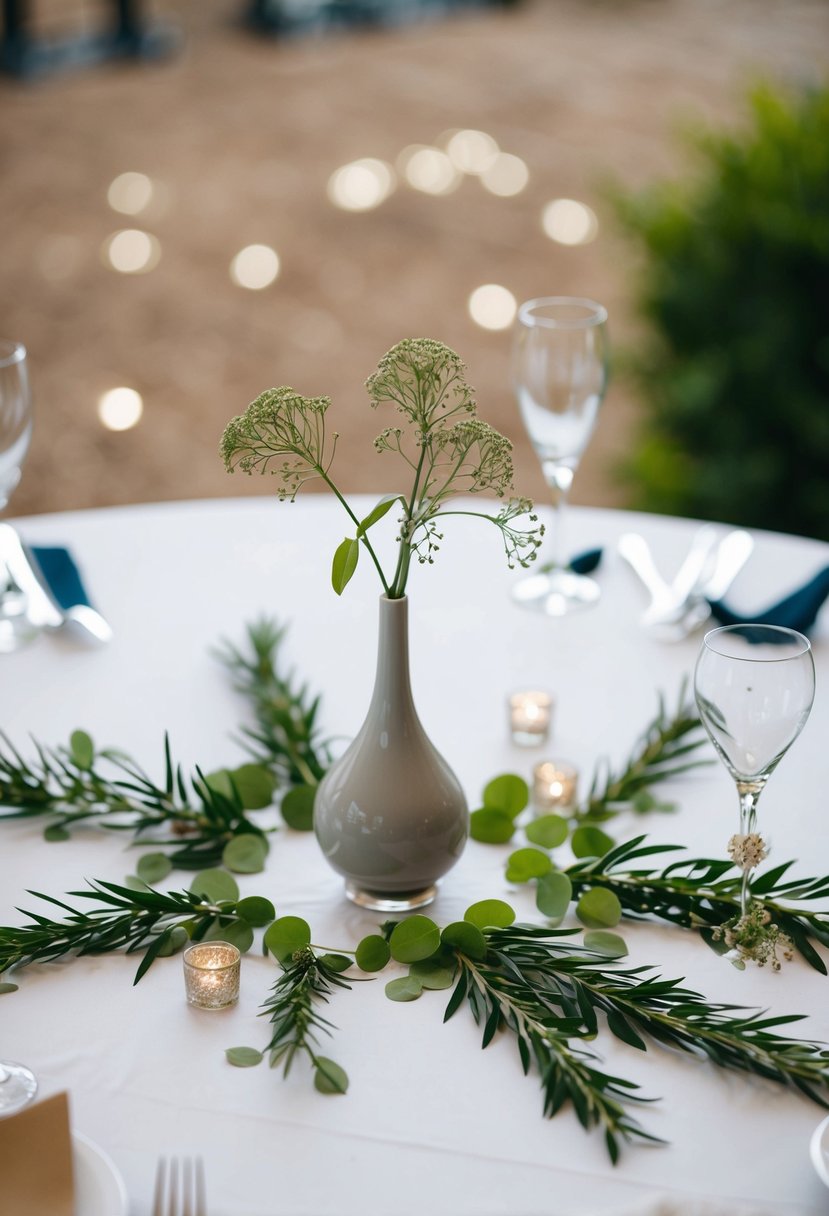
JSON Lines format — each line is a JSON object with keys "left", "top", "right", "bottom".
{"left": 314, "top": 595, "right": 469, "bottom": 911}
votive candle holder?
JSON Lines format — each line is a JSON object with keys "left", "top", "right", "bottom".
{"left": 532, "top": 760, "right": 579, "bottom": 813}
{"left": 508, "top": 690, "right": 553, "bottom": 747}
{"left": 183, "top": 941, "right": 241, "bottom": 1010}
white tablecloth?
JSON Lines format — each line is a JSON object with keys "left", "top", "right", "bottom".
{"left": 1, "top": 497, "right": 828, "bottom": 1216}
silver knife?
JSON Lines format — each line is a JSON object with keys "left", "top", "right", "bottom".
{"left": 0, "top": 524, "right": 112, "bottom": 643}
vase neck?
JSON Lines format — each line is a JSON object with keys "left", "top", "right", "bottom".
{"left": 371, "top": 595, "right": 415, "bottom": 714}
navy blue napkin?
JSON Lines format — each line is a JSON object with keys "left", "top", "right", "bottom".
{"left": 569, "top": 548, "right": 603, "bottom": 575}
{"left": 709, "top": 564, "right": 829, "bottom": 640}
{"left": 29, "top": 546, "right": 91, "bottom": 611}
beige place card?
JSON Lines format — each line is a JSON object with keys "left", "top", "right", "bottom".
{"left": 0, "top": 1090, "right": 74, "bottom": 1216}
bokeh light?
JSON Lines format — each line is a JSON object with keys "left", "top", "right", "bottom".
{"left": 107, "top": 172, "right": 154, "bottom": 216}
{"left": 97, "top": 387, "right": 143, "bottom": 431}
{"left": 397, "top": 145, "right": 460, "bottom": 195}
{"left": 445, "top": 129, "right": 499, "bottom": 175}
{"left": 327, "top": 159, "right": 395, "bottom": 211}
{"left": 230, "top": 244, "right": 280, "bottom": 290}
{"left": 541, "top": 198, "right": 599, "bottom": 245}
{"left": 480, "top": 153, "right": 529, "bottom": 197}
{"left": 104, "top": 229, "right": 160, "bottom": 274}
{"left": 468, "top": 283, "right": 517, "bottom": 330}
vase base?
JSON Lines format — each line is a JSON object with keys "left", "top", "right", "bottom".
{"left": 345, "top": 881, "right": 438, "bottom": 912}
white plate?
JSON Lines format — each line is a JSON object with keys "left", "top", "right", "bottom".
{"left": 810, "top": 1114, "right": 829, "bottom": 1189}
{"left": 73, "top": 1132, "right": 129, "bottom": 1216}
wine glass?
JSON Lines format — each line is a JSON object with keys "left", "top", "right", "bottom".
{"left": 511, "top": 297, "right": 609, "bottom": 616}
{"left": 0, "top": 340, "right": 36, "bottom": 653}
{"left": 0, "top": 1060, "right": 38, "bottom": 1116}
{"left": 694, "top": 625, "right": 815, "bottom": 921}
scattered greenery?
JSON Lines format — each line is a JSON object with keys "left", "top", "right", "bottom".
{"left": 614, "top": 83, "right": 829, "bottom": 541}
{"left": 220, "top": 338, "right": 544, "bottom": 600}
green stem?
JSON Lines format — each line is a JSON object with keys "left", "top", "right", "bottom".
{"left": 317, "top": 469, "right": 391, "bottom": 596}
{"left": 389, "top": 440, "right": 430, "bottom": 598}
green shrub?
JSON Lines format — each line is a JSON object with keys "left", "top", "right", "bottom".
{"left": 615, "top": 84, "right": 829, "bottom": 541}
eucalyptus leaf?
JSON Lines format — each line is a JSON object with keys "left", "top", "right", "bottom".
{"left": 136, "top": 853, "right": 173, "bottom": 885}
{"left": 525, "top": 814, "right": 569, "bottom": 850}
{"left": 389, "top": 916, "right": 441, "bottom": 964}
{"left": 409, "top": 959, "right": 454, "bottom": 989}
{"left": 43, "top": 825, "right": 70, "bottom": 843}
{"left": 313, "top": 1057, "right": 349, "bottom": 1094}
{"left": 464, "top": 899, "right": 515, "bottom": 931}
{"left": 226, "top": 764, "right": 275, "bottom": 810}
{"left": 355, "top": 935, "right": 391, "bottom": 972}
{"left": 331, "top": 537, "right": 360, "bottom": 596}
{"left": 190, "top": 869, "right": 240, "bottom": 904}
{"left": 318, "top": 953, "right": 352, "bottom": 973}
{"left": 204, "top": 919, "right": 254, "bottom": 953}
{"left": 264, "top": 915, "right": 312, "bottom": 964}
{"left": 535, "top": 871, "right": 573, "bottom": 922}
{"left": 584, "top": 930, "right": 628, "bottom": 959}
{"left": 155, "top": 925, "right": 190, "bottom": 957}
{"left": 482, "top": 774, "right": 528, "bottom": 818}
{"left": 441, "top": 921, "right": 487, "bottom": 961}
{"left": 70, "top": 729, "right": 94, "bottom": 770}
{"left": 280, "top": 784, "right": 316, "bottom": 831}
{"left": 576, "top": 887, "right": 623, "bottom": 929}
{"left": 469, "top": 808, "right": 515, "bottom": 844}
{"left": 0, "top": 982, "right": 18, "bottom": 994}
{"left": 571, "top": 825, "right": 616, "bottom": 860}
{"left": 236, "top": 896, "right": 276, "bottom": 927}
{"left": 505, "top": 847, "right": 552, "bottom": 884}
{"left": 385, "top": 975, "right": 423, "bottom": 1002}
{"left": 226, "top": 1046, "right": 264, "bottom": 1068}
{"left": 222, "top": 833, "right": 268, "bottom": 874}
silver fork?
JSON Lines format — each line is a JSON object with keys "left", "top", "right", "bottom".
{"left": 152, "top": 1156, "right": 207, "bottom": 1216}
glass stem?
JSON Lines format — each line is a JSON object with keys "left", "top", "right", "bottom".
{"left": 542, "top": 464, "right": 574, "bottom": 572}
{"left": 736, "top": 783, "right": 761, "bottom": 919}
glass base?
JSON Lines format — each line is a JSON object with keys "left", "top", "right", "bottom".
{"left": 0, "top": 598, "right": 40, "bottom": 653}
{"left": 0, "top": 1060, "right": 38, "bottom": 1115}
{"left": 345, "top": 881, "right": 437, "bottom": 912}
{"left": 512, "top": 568, "right": 600, "bottom": 617}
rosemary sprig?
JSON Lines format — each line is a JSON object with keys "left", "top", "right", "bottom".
{"left": 261, "top": 946, "right": 351, "bottom": 1093}
{"left": 0, "top": 879, "right": 261, "bottom": 984}
{"left": 0, "top": 731, "right": 269, "bottom": 868}
{"left": 566, "top": 836, "right": 829, "bottom": 973}
{"left": 214, "top": 617, "right": 331, "bottom": 790}
{"left": 577, "top": 682, "right": 710, "bottom": 823}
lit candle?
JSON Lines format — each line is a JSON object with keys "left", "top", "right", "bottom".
{"left": 533, "top": 760, "right": 578, "bottom": 812}
{"left": 183, "top": 942, "right": 241, "bottom": 1010}
{"left": 508, "top": 690, "right": 553, "bottom": 747}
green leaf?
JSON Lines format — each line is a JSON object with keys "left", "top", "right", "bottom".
{"left": 536, "top": 871, "right": 573, "bottom": 922}
{"left": 584, "top": 930, "right": 628, "bottom": 958}
{"left": 0, "top": 982, "right": 18, "bottom": 994}
{"left": 236, "top": 896, "right": 276, "bottom": 927}
{"left": 280, "top": 785, "right": 316, "bottom": 831}
{"left": 389, "top": 916, "right": 441, "bottom": 963}
{"left": 204, "top": 769, "right": 233, "bottom": 799}
{"left": 505, "top": 847, "right": 552, "bottom": 883}
{"left": 318, "top": 953, "right": 352, "bottom": 973}
{"left": 606, "top": 1010, "right": 647, "bottom": 1051}
{"left": 43, "top": 825, "right": 70, "bottom": 843}
{"left": 469, "top": 808, "right": 515, "bottom": 844}
{"left": 571, "top": 825, "right": 616, "bottom": 859}
{"left": 482, "top": 774, "right": 528, "bottom": 818}
{"left": 409, "top": 959, "right": 454, "bottom": 989}
{"left": 136, "top": 853, "right": 173, "bottom": 886}
{"left": 464, "top": 899, "right": 515, "bottom": 931}
{"left": 226, "top": 764, "right": 275, "bottom": 810}
{"left": 355, "top": 935, "right": 391, "bottom": 972}
{"left": 203, "top": 919, "right": 254, "bottom": 953}
{"left": 69, "top": 729, "right": 94, "bottom": 770}
{"left": 331, "top": 537, "right": 360, "bottom": 595}
{"left": 441, "top": 921, "right": 487, "bottom": 961}
{"left": 385, "top": 975, "right": 423, "bottom": 1002}
{"left": 190, "top": 869, "right": 240, "bottom": 904}
{"left": 155, "top": 925, "right": 189, "bottom": 957}
{"left": 264, "top": 915, "right": 312, "bottom": 964}
{"left": 313, "top": 1057, "right": 349, "bottom": 1094}
{"left": 226, "top": 1046, "right": 263, "bottom": 1068}
{"left": 357, "top": 494, "right": 400, "bottom": 536}
{"left": 222, "top": 833, "right": 268, "bottom": 874}
{"left": 576, "top": 887, "right": 623, "bottom": 929}
{"left": 525, "top": 814, "right": 569, "bottom": 849}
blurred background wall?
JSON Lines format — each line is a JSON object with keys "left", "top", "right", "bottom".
{"left": 1, "top": 0, "right": 826, "bottom": 527}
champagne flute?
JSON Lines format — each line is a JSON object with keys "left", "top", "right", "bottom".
{"left": 511, "top": 297, "right": 609, "bottom": 616}
{"left": 0, "top": 340, "right": 36, "bottom": 653}
{"left": 694, "top": 625, "right": 815, "bottom": 923}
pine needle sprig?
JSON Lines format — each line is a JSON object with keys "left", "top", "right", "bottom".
{"left": 0, "top": 880, "right": 249, "bottom": 984}
{"left": 566, "top": 836, "right": 829, "bottom": 973}
{"left": 578, "top": 683, "right": 710, "bottom": 823}
{"left": 261, "top": 947, "right": 351, "bottom": 1092}
{"left": 447, "top": 935, "right": 660, "bottom": 1163}
{"left": 486, "top": 925, "right": 829, "bottom": 1107}
{"left": 214, "top": 618, "right": 331, "bottom": 789}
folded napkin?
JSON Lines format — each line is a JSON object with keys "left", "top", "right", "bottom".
{"left": 0, "top": 1091, "right": 74, "bottom": 1215}
{"left": 29, "top": 545, "right": 92, "bottom": 611}
{"left": 569, "top": 547, "right": 603, "bottom": 575}
{"left": 709, "top": 564, "right": 829, "bottom": 639}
